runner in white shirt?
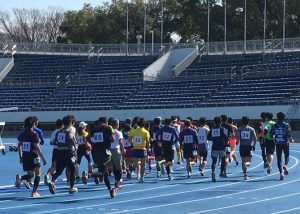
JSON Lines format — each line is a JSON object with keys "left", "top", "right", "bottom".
{"left": 196, "top": 117, "right": 210, "bottom": 176}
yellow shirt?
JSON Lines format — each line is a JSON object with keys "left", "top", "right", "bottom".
{"left": 129, "top": 127, "right": 150, "bottom": 150}
{"left": 77, "top": 130, "right": 89, "bottom": 145}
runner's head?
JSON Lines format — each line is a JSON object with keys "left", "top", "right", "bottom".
{"left": 220, "top": 115, "right": 227, "bottom": 123}
{"left": 154, "top": 117, "right": 162, "bottom": 126}
{"left": 63, "top": 115, "right": 73, "bottom": 127}
{"left": 214, "top": 116, "right": 221, "bottom": 126}
{"left": 123, "top": 123, "right": 131, "bottom": 132}
{"left": 260, "top": 112, "right": 266, "bottom": 121}
{"left": 165, "top": 118, "right": 172, "bottom": 126}
{"left": 132, "top": 116, "right": 140, "bottom": 128}
{"left": 125, "top": 118, "right": 132, "bottom": 126}
{"left": 277, "top": 112, "right": 285, "bottom": 122}
{"left": 171, "top": 116, "right": 178, "bottom": 124}
{"left": 98, "top": 117, "right": 108, "bottom": 125}
{"left": 184, "top": 119, "right": 191, "bottom": 128}
{"left": 227, "top": 117, "right": 233, "bottom": 125}
{"left": 198, "top": 117, "right": 206, "bottom": 126}
{"left": 137, "top": 117, "right": 145, "bottom": 128}
{"left": 241, "top": 116, "right": 249, "bottom": 126}
{"left": 111, "top": 119, "right": 119, "bottom": 129}
{"left": 265, "top": 112, "right": 273, "bottom": 121}
{"left": 56, "top": 119, "right": 63, "bottom": 129}
{"left": 24, "top": 116, "right": 35, "bottom": 129}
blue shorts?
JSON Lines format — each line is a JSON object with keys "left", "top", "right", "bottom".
{"left": 133, "top": 149, "right": 147, "bottom": 159}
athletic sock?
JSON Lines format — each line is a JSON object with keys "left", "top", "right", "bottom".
{"left": 33, "top": 176, "right": 40, "bottom": 192}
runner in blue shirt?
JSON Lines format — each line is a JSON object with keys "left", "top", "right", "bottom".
{"left": 157, "top": 118, "right": 178, "bottom": 180}
{"left": 271, "top": 112, "right": 293, "bottom": 180}
{"left": 32, "top": 116, "right": 45, "bottom": 145}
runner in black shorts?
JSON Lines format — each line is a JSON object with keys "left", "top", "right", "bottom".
{"left": 88, "top": 117, "right": 116, "bottom": 198}
{"left": 196, "top": 117, "right": 210, "bottom": 176}
{"left": 237, "top": 116, "right": 257, "bottom": 180}
{"left": 258, "top": 112, "right": 268, "bottom": 168}
{"left": 16, "top": 116, "right": 47, "bottom": 198}
{"left": 220, "top": 115, "right": 233, "bottom": 177}
{"left": 263, "top": 112, "right": 276, "bottom": 174}
{"left": 150, "top": 117, "right": 163, "bottom": 177}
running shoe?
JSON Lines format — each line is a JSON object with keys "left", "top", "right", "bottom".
{"left": 236, "top": 161, "right": 239, "bottom": 166}
{"left": 177, "top": 161, "right": 182, "bottom": 165}
{"left": 115, "top": 180, "right": 122, "bottom": 189}
{"left": 23, "top": 180, "right": 31, "bottom": 189}
{"left": 44, "top": 175, "right": 49, "bottom": 185}
{"left": 200, "top": 172, "right": 205, "bottom": 176}
{"left": 75, "top": 176, "right": 81, "bottom": 183}
{"left": 267, "top": 165, "right": 272, "bottom": 174}
{"left": 31, "top": 191, "right": 40, "bottom": 198}
{"left": 48, "top": 181, "right": 55, "bottom": 194}
{"left": 263, "top": 162, "right": 268, "bottom": 168}
{"left": 69, "top": 187, "right": 78, "bottom": 194}
{"left": 15, "top": 174, "right": 21, "bottom": 188}
{"left": 82, "top": 171, "right": 88, "bottom": 185}
{"left": 244, "top": 175, "right": 249, "bottom": 181}
{"left": 109, "top": 188, "right": 116, "bottom": 198}
{"left": 156, "top": 171, "right": 161, "bottom": 178}
{"left": 280, "top": 173, "right": 284, "bottom": 181}
{"left": 126, "top": 172, "right": 132, "bottom": 179}
{"left": 245, "top": 162, "right": 251, "bottom": 167}
{"left": 283, "top": 165, "right": 288, "bottom": 175}
{"left": 187, "top": 172, "right": 191, "bottom": 179}
{"left": 168, "top": 174, "right": 174, "bottom": 181}
{"left": 212, "top": 173, "right": 216, "bottom": 182}
{"left": 94, "top": 177, "right": 100, "bottom": 185}
{"left": 138, "top": 177, "right": 144, "bottom": 183}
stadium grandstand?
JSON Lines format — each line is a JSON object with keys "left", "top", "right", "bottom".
{"left": 0, "top": 38, "right": 300, "bottom": 124}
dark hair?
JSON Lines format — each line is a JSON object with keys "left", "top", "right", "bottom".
{"left": 154, "top": 117, "right": 162, "bottom": 125}
{"left": 24, "top": 116, "right": 35, "bottom": 129}
{"left": 185, "top": 120, "right": 191, "bottom": 127}
{"left": 220, "top": 115, "right": 227, "bottom": 122}
{"left": 187, "top": 117, "right": 193, "bottom": 122}
{"left": 70, "top": 115, "right": 76, "bottom": 125}
{"left": 55, "top": 119, "right": 63, "bottom": 129}
{"left": 99, "top": 117, "right": 108, "bottom": 124}
{"left": 132, "top": 116, "right": 140, "bottom": 126}
{"left": 77, "top": 127, "right": 84, "bottom": 135}
{"left": 241, "top": 116, "right": 249, "bottom": 125}
{"left": 125, "top": 118, "right": 131, "bottom": 125}
{"left": 260, "top": 112, "right": 266, "bottom": 120}
{"left": 145, "top": 121, "right": 150, "bottom": 130}
{"left": 63, "top": 115, "right": 73, "bottom": 126}
{"left": 171, "top": 116, "right": 177, "bottom": 121}
{"left": 123, "top": 123, "right": 131, "bottom": 132}
{"left": 137, "top": 117, "right": 145, "bottom": 127}
{"left": 227, "top": 117, "right": 233, "bottom": 124}
{"left": 198, "top": 117, "right": 206, "bottom": 126}
{"left": 277, "top": 112, "right": 285, "bottom": 121}
{"left": 108, "top": 117, "right": 115, "bottom": 125}
{"left": 165, "top": 118, "right": 172, "bottom": 125}
{"left": 214, "top": 116, "right": 222, "bottom": 125}
{"left": 265, "top": 112, "right": 273, "bottom": 120}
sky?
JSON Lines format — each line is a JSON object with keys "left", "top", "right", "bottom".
{"left": 1, "top": 0, "right": 108, "bottom": 11}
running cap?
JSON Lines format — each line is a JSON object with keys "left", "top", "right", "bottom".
{"left": 79, "top": 121, "right": 88, "bottom": 128}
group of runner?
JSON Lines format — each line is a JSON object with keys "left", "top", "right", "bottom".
{"left": 15, "top": 112, "right": 293, "bottom": 198}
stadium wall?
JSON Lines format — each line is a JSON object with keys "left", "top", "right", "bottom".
{"left": 0, "top": 105, "right": 297, "bottom": 123}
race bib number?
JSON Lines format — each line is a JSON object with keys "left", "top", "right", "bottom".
{"left": 22, "top": 142, "right": 31, "bottom": 152}
{"left": 241, "top": 131, "right": 251, "bottom": 140}
{"left": 124, "top": 139, "right": 131, "bottom": 147}
{"left": 57, "top": 133, "right": 66, "bottom": 144}
{"left": 152, "top": 133, "right": 157, "bottom": 141}
{"left": 133, "top": 136, "right": 142, "bottom": 145}
{"left": 212, "top": 129, "right": 220, "bottom": 137}
{"left": 184, "top": 135, "right": 193, "bottom": 144}
{"left": 34, "top": 157, "right": 40, "bottom": 164}
{"left": 77, "top": 136, "right": 84, "bottom": 145}
{"left": 93, "top": 132, "right": 104, "bottom": 143}
{"left": 162, "top": 132, "right": 172, "bottom": 141}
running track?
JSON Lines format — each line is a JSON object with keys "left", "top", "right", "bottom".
{"left": 0, "top": 140, "right": 300, "bottom": 214}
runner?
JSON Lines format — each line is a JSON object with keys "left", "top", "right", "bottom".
{"left": 150, "top": 117, "right": 163, "bottom": 177}
{"left": 15, "top": 116, "right": 47, "bottom": 198}
{"left": 76, "top": 121, "right": 93, "bottom": 185}
{"left": 157, "top": 118, "right": 178, "bottom": 180}
{"left": 207, "top": 116, "right": 228, "bottom": 182}
{"left": 47, "top": 115, "right": 78, "bottom": 195}
{"left": 196, "top": 117, "right": 210, "bottom": 176}
{"left": 271, "top": 112, "right": 292, "bottom": 180}
{"left": 263, "top": 112, "right": 276, "bottom": 174}
{"left": 122, "top": 123, "right": 134, "bottom": 178}
{"left": 87, "top": 117, "right": 116, "bottom": 198}
{"left": 32, "top": 116, "right": 45, "bottom": 146}
{"left": 220, "top": 115, "right": 233, "bottom": 177}
{"left": 44, "top": 119, "right": 63, "bottom": 185}
{"left": 227, "top": 117, "right": 239, "bottom": 166}
{"left": 258, "top": 112, "right": 268, "bottom": 168}
{"left": 179, "top": 120, "right": 198, "bottom": 178}
{"left": 109, "top": 119, "right": 125, "bottom": 189}
{"left": 171, "top": 116, "right": 182, "bottom": 165}
{"left": 129, "top": 117, "right": 150, "bottom": 182}
{"left": 236, "top": 116, "right": 257, "bottom": 180}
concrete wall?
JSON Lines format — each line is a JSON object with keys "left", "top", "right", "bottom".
{"left": 0, "top": 105, "right": 296, "bottom": 123}
{"left": 0, "top": 57, "right": 14, "bottom": 82}
{"left": 143, "top": 52, "right": 170, "bottom": 80}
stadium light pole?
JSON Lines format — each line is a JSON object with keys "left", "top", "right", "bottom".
{"left": 282, "top": 0, "right": 286, "bottom": 52}
{"left": 263, "top": 0, "right": 267, "bottom": 53}
{"left": 143, "top": 0, "right": 147, "bottom": 55}
{"left": 150, "top": 30, "right": 154, "bottom": 55}
{"left": 126, "top": 0, "right": 129, "bottom": 55}
{"left": 160, "top": 0, "right": 164, "bottom": 49}
{"left": 244, "top": 0, "right": 247, "bottom": 53}
{"left": 207, "top": 0, "right": 210, "bottom": 54}
{"left": 224, "top": 0, "right": 227, "bottom": 55}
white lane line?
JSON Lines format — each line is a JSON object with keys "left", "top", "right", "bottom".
{"left": 271, "top": 207, "right": 300, "bottom": 214}
{"left": 27, "top": 156, "right": 298, "bottom": 214}
{"left": 104, "top": 178, "right": 300, "bottom": 214}
{"left": 187, "top": 192, "right": 300, "bottom": 214}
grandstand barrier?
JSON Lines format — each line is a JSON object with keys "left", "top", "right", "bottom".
{"left": 0, "top": 57, "right": 14, "bottom": 83}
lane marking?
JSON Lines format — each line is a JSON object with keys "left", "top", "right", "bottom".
{"left": 271, "top": 207, "right": 300, "bottom": 214}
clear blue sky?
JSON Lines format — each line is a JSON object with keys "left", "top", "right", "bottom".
{"left": 2, "top": 0, "right": 108, "bottom": 11}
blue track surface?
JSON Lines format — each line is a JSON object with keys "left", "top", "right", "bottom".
{"left": 1, "top": 139, "right": 300, "bottom": 214}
